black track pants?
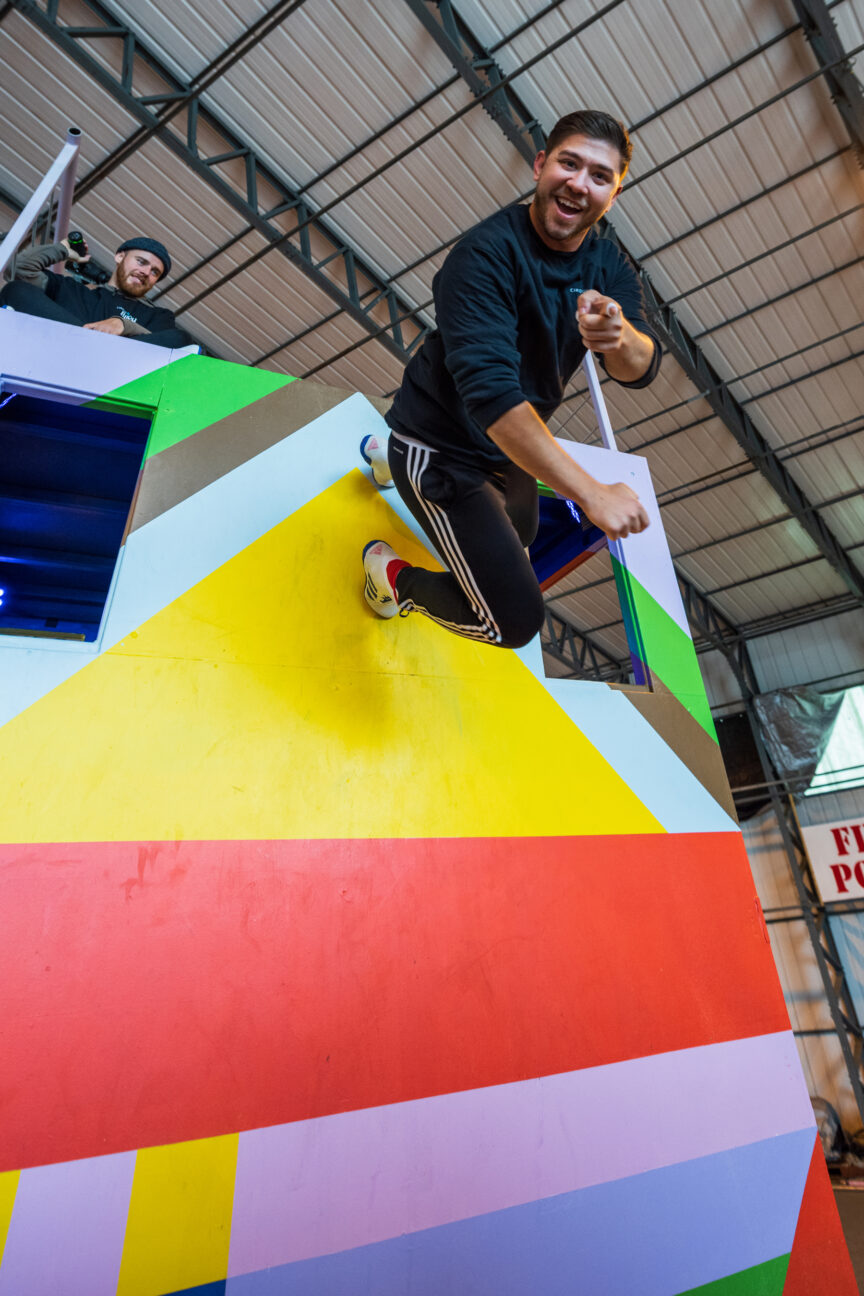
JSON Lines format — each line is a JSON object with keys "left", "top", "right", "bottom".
{"left": 388, "top": 432, "right": 544, "bottom": 649}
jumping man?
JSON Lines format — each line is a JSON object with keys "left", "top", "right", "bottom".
{"left": 362, "top": 109, "right": 661, "bottom": 648}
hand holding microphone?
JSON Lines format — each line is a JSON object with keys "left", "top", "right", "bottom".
{"left": 62, "top": 231, "right": 91, "bottom": 264}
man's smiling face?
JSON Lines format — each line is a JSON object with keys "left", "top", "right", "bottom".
{"left": 529, "top": 133, "right": 624, "bottom": 253}
{"left": 112, "top": 249, "right": 164, "bottom": 297}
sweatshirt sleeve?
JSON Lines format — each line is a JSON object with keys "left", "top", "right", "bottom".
{"left": 433, "top": 238, "right": 527, "bottom": 433}
{"left": 120, "top": 315, "right": 151, "bottom": 338}
{"left": 11, "top": 242, "right": 67, "bottom": 292}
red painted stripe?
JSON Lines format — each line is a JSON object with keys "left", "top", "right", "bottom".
{"left": 783, "top": 1132, "right": 858, "bottom": 1294}
{"left": 1, "top": 833, "right": 789, "bottom": 1169}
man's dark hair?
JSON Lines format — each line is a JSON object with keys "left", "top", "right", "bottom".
{"left": 544, "top": 111, "right": 632, "bottom": 175}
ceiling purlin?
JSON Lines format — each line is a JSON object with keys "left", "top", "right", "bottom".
{"left": 625, "top": 38, "right": 864, "bottom": 193}
{"left": 542, "top": 607, "right": 631, "bottom": 683}
{"left": 791, "top": 0, "right": 864, "bottom": 166}
{"left": 661, "top": 202, "right": 863, "bottom": 310}
{"left": 12, "top": 0, "right": 431, "bottom": 365}
{"left": 167, "top": 6, "right": 841, "bottom": 340}
{"left": 564, "top": 312, "right": 864, "bottom": 424}
{"left": 153, "top": 2, "right": 630, "bottom": 319}
{"left": 157, "top": 1, "right": 569, "bottom": 304}
{"left": 250, "top": 9, "right": 858, "bottom": 373}
{"left": 693, "top": 252, "right": 864, "bottom": 340}
{"left": 74, "top": 0, "right": 309, "bottom": 199}
{"left": 643, "top": 144, "right": 850, "bottom": 259}
{"left": 658, "top": 419, "right": 864, "bottom": 505}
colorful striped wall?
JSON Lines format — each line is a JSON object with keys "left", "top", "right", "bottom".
{"left": 0, "top": 326, "right": 857, "bottom": 1294}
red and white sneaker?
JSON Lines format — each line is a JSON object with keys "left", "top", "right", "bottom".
{"left": 362, "top": 540, "right": 410, "bottom": 619}
{"left": 360, "top": 434, "right": 393, "bottom": 488}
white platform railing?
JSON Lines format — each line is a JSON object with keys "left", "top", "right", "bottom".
{"left": 0, "top": 126, "right": 81, "bottom": 278}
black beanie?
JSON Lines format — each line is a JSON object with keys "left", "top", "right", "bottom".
{"left": 116, "top": 237, "right": 171, "bottom": 277}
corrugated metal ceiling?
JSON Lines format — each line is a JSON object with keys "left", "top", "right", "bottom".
{"left": 1, "top": 0, "right": 862, "bottom": 695}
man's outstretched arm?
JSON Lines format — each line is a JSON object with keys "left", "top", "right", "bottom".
{"left": 487, "top": 400, "right": 649, "bottom": 541}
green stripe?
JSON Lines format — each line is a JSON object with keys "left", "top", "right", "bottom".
{"left": 679, "top": 1252, "right": 790, "bottom": 1294}
{"left": 87, "top": 364, "right": 168, "bottom": 417}
{"left": 611, "top": 554, "right": 717, "bottom": 741}
{"left": 89, "top": 355, "right": 295, "bottom": 459}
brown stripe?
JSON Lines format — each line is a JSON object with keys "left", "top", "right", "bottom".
{"left": 128, "top": 380, "right": 371, "bottom": 534}
{"left": 613, "top": 677, "right": 738, "bottom": 821}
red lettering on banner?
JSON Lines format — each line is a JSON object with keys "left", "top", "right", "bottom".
{"left": 855, "top": 861, "right": 864, "bottom": 889}
{"left": 832, "top": 827, "right": 852, "bottom": 856}
{"left": 830, "top": 863, "right": 852, "bottom": 894}
{"left": 853, "top": 825, "right": 864, "bottom": 853}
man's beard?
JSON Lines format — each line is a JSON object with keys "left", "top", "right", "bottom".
{"left": 116, "top": 266, "right": 151, "bottom": 297}
{"left": 533, "top": 189, "right": 595, "bottom": 243}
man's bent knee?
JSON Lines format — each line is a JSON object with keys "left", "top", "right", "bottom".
{"left": 493, "top": 591, "right": 545, "bottom": 650}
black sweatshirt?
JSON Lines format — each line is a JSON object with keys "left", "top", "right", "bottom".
{"left": 387, "top": 205, "right": 661, "bottom": 468}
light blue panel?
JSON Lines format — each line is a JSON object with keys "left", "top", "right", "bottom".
{"left": 829, "top": 913, "right": 864, "bottom": 1021}
{"left": 0, "top": 394, "right": 388, "bottom": 728}
{"left": 0, "top": 641, "right": 99, "bottom": 730}
{"left": 225, "top": 1128, "right": 813, "bottom": 1296}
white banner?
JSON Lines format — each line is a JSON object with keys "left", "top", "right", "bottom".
{"left": 801, "top": 817, "right": 864, "bottom": 902}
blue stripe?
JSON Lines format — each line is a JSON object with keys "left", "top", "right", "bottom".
{"left": 165, "top": 1285, "right": 227, "bottom": 1296}
{"left": 225, "top": 1128, "right": 813, "bottom": 1295}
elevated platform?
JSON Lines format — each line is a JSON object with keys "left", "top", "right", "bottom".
{"left": 0, "top": 325, "right": 856, "bottom": 1294}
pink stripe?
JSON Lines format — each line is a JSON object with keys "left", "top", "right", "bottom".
{"left": 228, "top": 1030, "right": 812, "bottom": 1275}
{"left": 0, "top": 1151, "right": 135, "bottom": 1296}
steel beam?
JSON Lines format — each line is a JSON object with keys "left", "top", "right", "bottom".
{"left": 406, "top": 0, "right": 864, "bottom": 612}
{"left": 542, "top": 606, "right": 630, "bottom": 682}
{"left": 73, "top": 0, "right": 307, "bottom": 198}
{"left": 792, "top": 0, "right": 864, "bottom": 166}
{"left": 13, "top": 0, "right": 431, "bottom": 365}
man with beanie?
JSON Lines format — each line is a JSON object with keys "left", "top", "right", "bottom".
{"left": 0, "top": 235, "right": 190, "bottom": 348}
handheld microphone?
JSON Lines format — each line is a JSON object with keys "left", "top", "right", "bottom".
{"left": 66, "top": 230, "right": 88, "bottom": 259}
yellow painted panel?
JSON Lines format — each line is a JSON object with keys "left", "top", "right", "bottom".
{"left": 0, "top": 473, "right": 661, "bottom": 841}
{"left": 116, "top": 1134, "right": 237, "bottom": 1296}
{"left": 0, "top": 1170, "right": 20, "bottom": 1266}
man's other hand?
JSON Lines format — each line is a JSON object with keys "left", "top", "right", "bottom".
{"left": 83, "top": 317, "right": 124, "bottom": 335}
{"left": 577, "top": 289, "right": 623, "bottom": 352}
{"left": 583, "top": 480, "right": 649, "bottom": 540}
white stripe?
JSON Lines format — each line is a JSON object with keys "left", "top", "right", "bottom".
{"left": 404, "top": 443, "right": 502, "bottom": 644}
{"left": 405, "top": 442, "right": 497, "bottom": 641}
